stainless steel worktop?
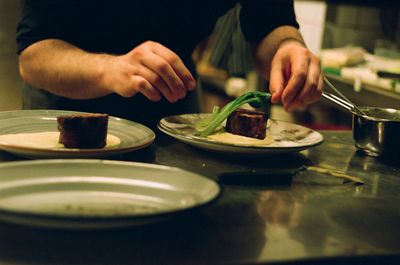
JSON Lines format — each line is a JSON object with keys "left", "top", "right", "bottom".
{"left": 0, "top": 131, "right": 399, "bottom": 265}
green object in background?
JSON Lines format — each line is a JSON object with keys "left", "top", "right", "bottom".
{"left": 323, "top": 67, "right": 342, "bottom": 77}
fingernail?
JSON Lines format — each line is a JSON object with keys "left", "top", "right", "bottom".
{"left": 169, "top": 96, "right": 177, "bottom": 103}
{"left": 270, "top": 93, "right": 277, "bottom": 102}
{"left": 188, "top": 80, "right": 196, "bottom": 90}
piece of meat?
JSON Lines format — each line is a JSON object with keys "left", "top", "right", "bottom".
{"left": 57, "top": 113, "right": 109, "bottom": 148}
{"left": 226, "top": 108, "right": 267, "bottom": 139}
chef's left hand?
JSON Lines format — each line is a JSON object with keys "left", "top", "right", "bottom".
{"left": 269, "top": 40, "right": 323, "bottom": 112}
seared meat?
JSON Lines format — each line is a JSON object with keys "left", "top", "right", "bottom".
{"left": 57, "top": 113, "right": 109, "bottom": 148}
{"left": 226, "top": 108, "right": 267, "bottom": 139}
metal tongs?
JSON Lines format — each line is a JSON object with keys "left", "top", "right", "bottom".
{"left": 322, "top": 76, "right": 367, "bottom": 117}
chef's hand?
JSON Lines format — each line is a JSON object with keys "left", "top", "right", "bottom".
{"left": 105, "top": 41, "right": 196, "bottom": 103}
{"left": 269, "top": 40, "right": 323, "bottom": 112}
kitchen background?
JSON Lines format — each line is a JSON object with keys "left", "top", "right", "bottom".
{"left": 0, "top": 0, "right": 21, "bottom": 111}
{"left": 1, "top": 1, "right": 399, "bottom": 128}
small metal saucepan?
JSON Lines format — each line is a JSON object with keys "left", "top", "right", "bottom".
{"left": 352, "top": 107, "right": 400, "bottom": 158}
{"left": 323, "top": 77, "right": 400, "bottom": 158}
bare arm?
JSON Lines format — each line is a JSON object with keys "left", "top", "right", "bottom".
{"left": 19, "top": 39, "right": 114, "bottom": 99}
{"left": 19, "top": 39, "right": 196, "bottom": 102}
{"left": 253, "top": 26, "right": 322, "bottom": 111}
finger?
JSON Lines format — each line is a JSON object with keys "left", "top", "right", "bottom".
{"left": 317, "top": 73, "right": 323, "bottom": 94}
{"left": 136, "top": 66, "right": 182, "bottom": 102}
{"left": 131, "top": 75, "right": 161, "bottom": 102}
{"left": 308, "top": 73, "right": 323, "bottom": 103}
{"left": 301, "top": 73, "right": 323, "bottom": 106}
{"left": 286, "top": 73, "right": 323, "bottom": 111}
{"left": 296, "top": 57, "right": 321, "bottom": 104}
{"left": 150, "top": 42, "right": 196, "bottom": 91}
{"left": 151, "top": 47, "right": 192, "bottom": 99}
{"left": 281, "top": 56, "right": 309, "bottom": 106}
{"left": 269, "top": 59, "right": 285, "bottom": 104}
{"left": 140, "top": 52, "right": 185, "bottom": 102}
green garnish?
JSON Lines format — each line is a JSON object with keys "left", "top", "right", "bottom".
{"left": 195, "top": 91, "right": 271, "bottom": 137}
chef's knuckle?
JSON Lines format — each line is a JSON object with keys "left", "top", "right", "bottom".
{"left": 154, "top": 61, "right": 169, "bottom": 74}
{"left": 313, "top": 56, "right": 321, "bottom": 65}
{"left": 294, "top": 70, "right": 307, "bottom": 81}
{"left": 135, "top": 78, "right": 148, "bottom": 90}
{"left": 151, "top": 75, "right": 162, "bottom": 85}
{"left": 166, "top": 54, "right": 179, "bottom": 65}
{"left": 300, "top": 48, "right": 310, "bottom": 57}
{"left": 309, "top": 80, "right": 318, "bottom": 91}
{"left": 144, "top": 40, "right": 156, "bottom": 47}
{"left": 131, "top": 48, "right": 143, "bottom": 58}
{"left": 121, "top": 87, "right": 136, "bottom": 97}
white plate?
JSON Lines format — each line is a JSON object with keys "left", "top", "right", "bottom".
{"left": 158, "top": 113, "right": 323, "bottom": 155}
{"left": 0, "top": 159, "right": 220, "bottom": 229}
{"left": 0, "top": 110, "right": 155, "bottom": 158}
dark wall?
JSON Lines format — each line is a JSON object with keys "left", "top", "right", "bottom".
{"left": 0, "top": 0, "right": 22, "bottom": 110}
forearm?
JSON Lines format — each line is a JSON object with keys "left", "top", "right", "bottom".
{"left": 252, "top": 25, "right": 305, "bottom": 79}
{"left": 19, "top": 39, "right": 113, "bottom": 99}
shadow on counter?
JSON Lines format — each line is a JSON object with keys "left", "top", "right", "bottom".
{"left": 0, "top": 199, "right": 266, "bottom": 265}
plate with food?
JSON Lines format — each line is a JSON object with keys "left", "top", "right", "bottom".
{"left": 0, "top": 110, "right": 155, "bottom": 158}
{"left": 0, "top": 159, "right": 220, "bottom": 229}
{"left": 158, "top": 92, "right": 323, "bottom": 155}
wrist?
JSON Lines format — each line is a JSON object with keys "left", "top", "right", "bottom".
{"left": 95, "top": 54, "right": 116, "bottom": 95}
{"left": 276, "top": 37, "right": 306, "bottom": 50}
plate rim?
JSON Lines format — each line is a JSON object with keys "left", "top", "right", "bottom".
{"left": 0, "top": 109, "right": 156, "bottom": 157}
{"left": 158, "top": 113, "right": 323, "bottom": 151}
{"left": 0, "top": 159, "right": 221, "bottom": 224}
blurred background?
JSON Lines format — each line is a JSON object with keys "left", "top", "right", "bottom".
{"left": 0, "top": 0, "right": 21, "bottom": 111}
{"left": 1, "top": 0, "right": 399, "bottom": 129}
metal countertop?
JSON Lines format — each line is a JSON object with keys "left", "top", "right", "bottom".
{"left": 0, "top": 131, "right": 399, "bottom": 265}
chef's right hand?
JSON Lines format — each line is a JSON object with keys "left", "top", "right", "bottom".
{"left": 104, "top": 41, "right": 196, "bottom": 103}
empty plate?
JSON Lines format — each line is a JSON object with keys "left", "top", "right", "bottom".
{"left": 0, "top": 159, "right": 221, "bottom": 229}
